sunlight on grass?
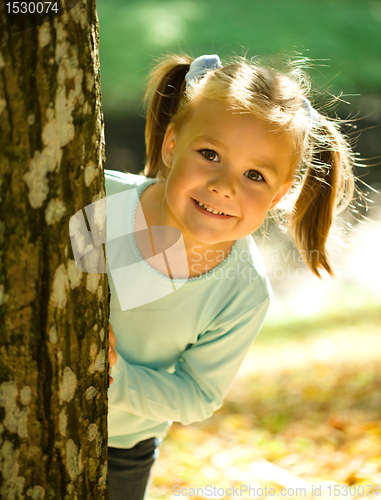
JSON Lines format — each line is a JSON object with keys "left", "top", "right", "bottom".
{"left": 98, "top": 0, "right": 381, "bottom": 115}
{"left": 135, "top": 2, "right": 200, "bottom": 47}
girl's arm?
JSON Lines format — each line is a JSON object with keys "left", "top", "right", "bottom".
{"left": 108, "top": 296, "right": 270, "bottom": 425}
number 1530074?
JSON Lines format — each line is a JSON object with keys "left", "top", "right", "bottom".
{"left": 6, "top": 2, "right": 59, "bottom": 14}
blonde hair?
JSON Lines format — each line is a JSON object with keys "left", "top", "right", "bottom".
{"left": 144, "top": 54, "right": 355, "bottom": 278}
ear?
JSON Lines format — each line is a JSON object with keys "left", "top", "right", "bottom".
{"left": 269, "top": 179, "right": 294, "bottom": 209}
{"left": 161, "top": 126, "right": 176, "bottom": 168}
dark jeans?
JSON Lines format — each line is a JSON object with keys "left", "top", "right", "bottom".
{"left": 108, "top": 438, "right": 161, "bottom": 500}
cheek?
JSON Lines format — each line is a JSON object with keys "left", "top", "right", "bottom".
{"left": 243, "top": 190, "right": 268, "bottom": 210}
{"left": 241, "top": 192, "right": 273, "bottom": 224}
{"left": 167, "top": 161, "right": 202, "bottom": 192}
{"left": 165, "top": 173, "right": 188, "bottom": 212}
{"left": 165, "top": 178, "right": 178, "bottom": 207}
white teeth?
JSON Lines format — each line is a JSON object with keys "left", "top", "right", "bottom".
{"left": 195, "top": 199, "right": 228, "bottom": 216}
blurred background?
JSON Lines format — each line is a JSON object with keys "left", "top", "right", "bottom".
{"left": 97, "top": 0, "right": 381, "bottom": 497}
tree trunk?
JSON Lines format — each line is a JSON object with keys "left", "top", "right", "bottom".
{"left": 0, "top": 2, "right": 109, "bottom": 498}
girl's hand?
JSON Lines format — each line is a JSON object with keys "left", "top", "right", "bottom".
{"left": 108, "top": 323, "right": 117, "bottom": 385}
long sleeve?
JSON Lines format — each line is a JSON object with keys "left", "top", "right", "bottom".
{"left": 108, "top": 296, "right": 270, "bottom": 425}
{"left": 104, "top": 170, "right": 273, "bottom": 447}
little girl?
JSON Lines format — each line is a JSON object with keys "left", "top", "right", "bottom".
{"left": 105, "top": 54, "right": 355, "bottom": 500}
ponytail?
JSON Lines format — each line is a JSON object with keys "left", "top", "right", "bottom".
{"left": 144, "top": 54, "right": 193, "bottom": 178}
{"left": 289, "top": 119, "right": 355, "bottom": 277}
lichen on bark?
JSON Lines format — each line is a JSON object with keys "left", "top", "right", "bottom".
{"left": 0, "top": 1, "right": 109, "bottom": 497}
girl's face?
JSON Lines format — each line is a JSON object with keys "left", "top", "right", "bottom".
{"left": 160, "top": 99, "right": 295, "bottom": 247}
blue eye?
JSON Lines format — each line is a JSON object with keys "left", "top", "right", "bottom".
{"left": 200, "top": 150, "right": 219, "bottom": 162}
{"left": 245, "top": 170, "right": 264, "bottom": 182}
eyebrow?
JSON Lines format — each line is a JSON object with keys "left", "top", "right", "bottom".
{"left": 194, "top": 135, "right": 224, "bottom": 148}
{"left": 193, "top": 135, "right": 279, "bottom": 178}
{"left": 252, "top": 161, "right": 279, "bottom": 179}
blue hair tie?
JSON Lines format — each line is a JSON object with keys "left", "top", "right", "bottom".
{"left": 185, "top": 54, "right": 222, "bottom": 88}
{"left": 302, "top": 96, "right": 319, "bottom": 127}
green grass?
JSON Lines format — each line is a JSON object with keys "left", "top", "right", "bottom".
{"left": 258, "top": 302, "right": 381, "bottom": 344}
{"left": 97, "top": 0, "right": 381, "bottom": 116}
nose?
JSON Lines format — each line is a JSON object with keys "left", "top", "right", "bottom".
{"left": 206, "top": 173, "right": 236, "bottom": 200}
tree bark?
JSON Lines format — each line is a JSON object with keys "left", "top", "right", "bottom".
{"left": 0, "top": 1, "right": 109, "bottom": 498}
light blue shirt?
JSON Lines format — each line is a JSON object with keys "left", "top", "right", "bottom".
{"left": 105, "top": 170, "right": 271, "bottom": 448}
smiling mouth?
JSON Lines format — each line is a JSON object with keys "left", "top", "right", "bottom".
{"left": 193, "top": 199, "right": 232, "bottom": 217}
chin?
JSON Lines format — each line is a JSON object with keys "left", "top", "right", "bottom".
{"left": 191, "top": 232, "right": 234, "bottom": 246}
